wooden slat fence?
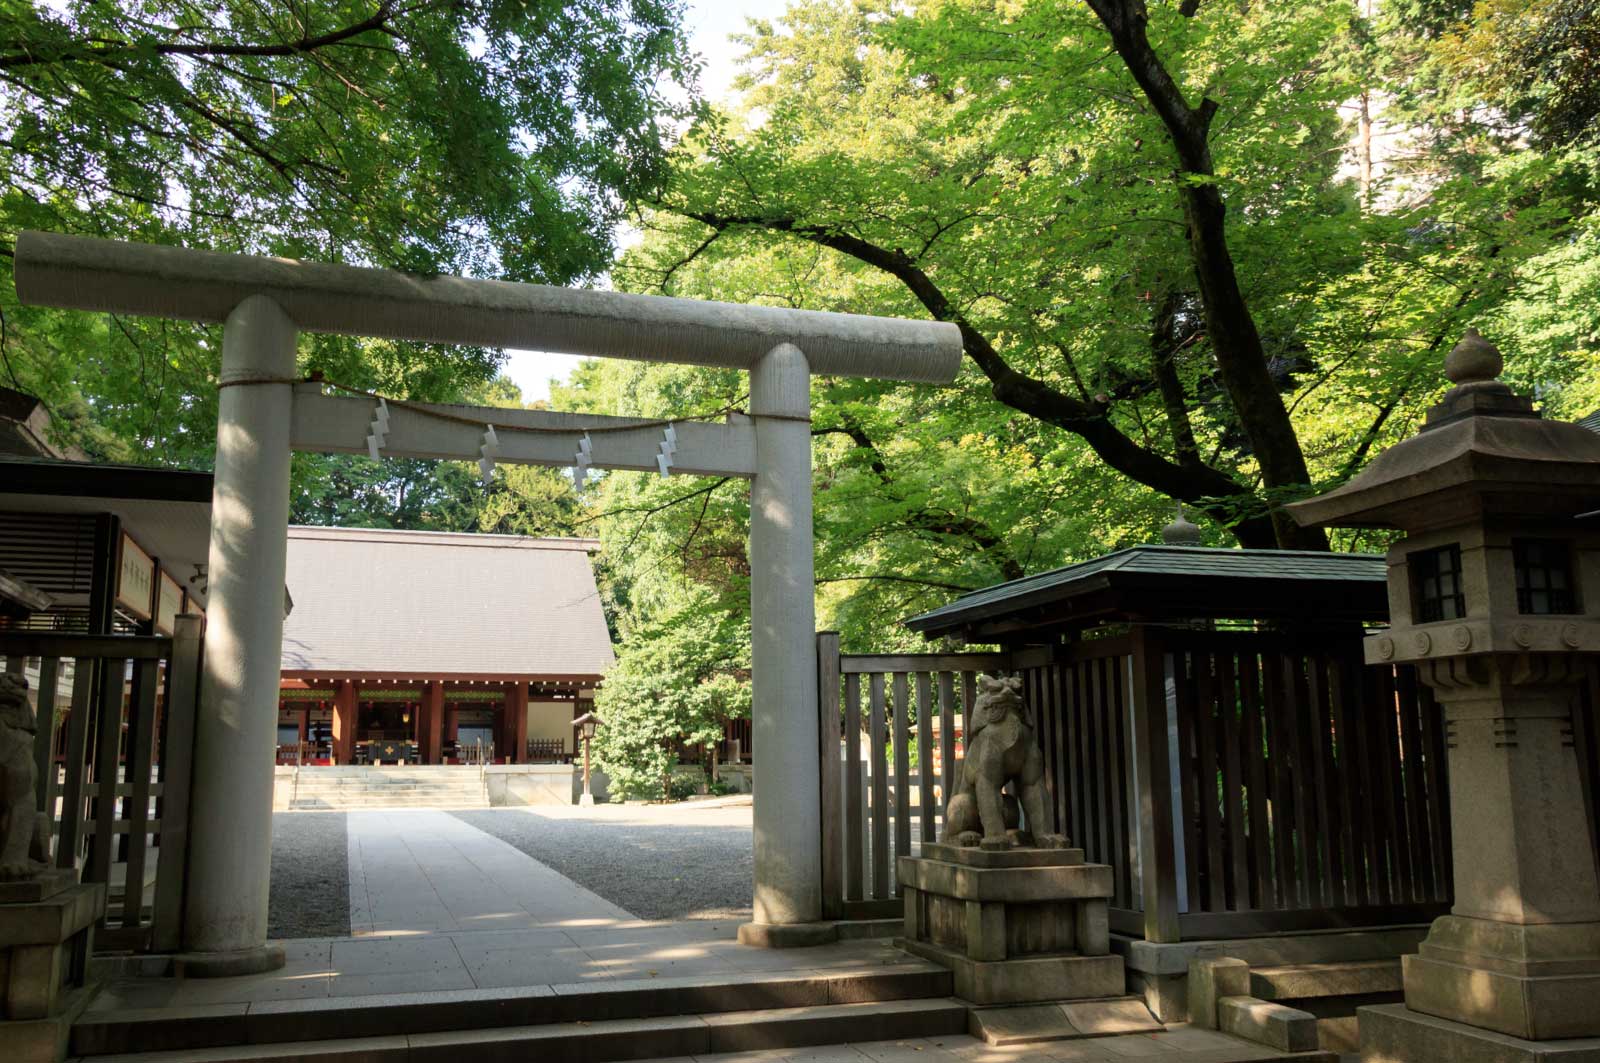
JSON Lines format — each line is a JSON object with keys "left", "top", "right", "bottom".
{"left": 1014, "top": 637, "right": 1140, "bottom": 912}
{"left": 1, "top": 616, "right": 203, "bottom": 952}
{"left": 1154, "top": 631, "right": 1452, "bottom": 935}
{"left": 1017, "top": 629, "right": 1454, "bottom": 940}
{"left": 820, "top": 625, "right": 1475, "bottom": 940}
{"left": 816, "top": 633, "right": 1006, "bottom": 920}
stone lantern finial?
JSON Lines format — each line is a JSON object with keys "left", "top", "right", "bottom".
{"left": 1161, "top": 504, "right": 1202, "bottom": 545}
{"left": 1423, "top": 327, "right": 1534, "bottom": 430}
{"left": 1444, "top": 327, "right": 1503, "bottom": 384}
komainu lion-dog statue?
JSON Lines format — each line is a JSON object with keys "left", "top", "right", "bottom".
{"left": 941, "top": 674, "right": 1068, "bottom": 850}
{"left": 0, "top": 672, "right": 51, "bottom": 880}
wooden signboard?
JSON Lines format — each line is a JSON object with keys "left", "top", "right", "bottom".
{"left": 155, "top": 571, "right": 183, "bottom": 636}
{"left": 116, "top": 532, "right": 155, "bottom": 620}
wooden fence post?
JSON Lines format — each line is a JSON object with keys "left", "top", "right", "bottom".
{"left": 817, "top": 631, "right": 842, "bottom": 920}
{"left": 1131, "top": 625, "right": 1181, "bottom": 943}
{"left": 152, "top": 614, "right": 203, "bottom": 953}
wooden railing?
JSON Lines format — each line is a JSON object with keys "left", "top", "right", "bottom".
{"left": 818, "top": 625, "right": 1468, "bottom": 941}
{"left": 1020, "top": 629, "right": 1455, "bottom": 940}
{"left": 1, "top": 616, "right": 203, "bottom": 952}
{"left": 817, "top": 632, "right": 1007, "bottom": 919}
{"left": 526, "top": 737, "right": 567, "bottom": 762}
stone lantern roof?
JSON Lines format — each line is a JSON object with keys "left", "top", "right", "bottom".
{"left": 1288, "top": 329, "right": 1600, "bottom": 531}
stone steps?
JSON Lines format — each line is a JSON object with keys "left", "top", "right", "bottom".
{"left": 1249, "top": 960, "right": 1403, "bottom": 1001}
{"left": 290, "top": 785, "right": 488, "bottom": 794}
{"left": 288, "top": 799, "right": 489, "bottom": 809}
{"left": 1244, "top": 959, "right": 1405, "bottom": 1055}
{"left": 73, "top": 968, "right": 959, "bottom": 1061}
{"left": 77, "top": 999, "right": 968, "bottom": 1063}
{"left": 284, "top": 768, "right": 489, "bottom": 809}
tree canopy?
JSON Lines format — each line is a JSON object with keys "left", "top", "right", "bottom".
{"left": 574, "top": 0, "right": 1600, "bottom": 671}
{"left": 1, "top": 0, "right": 695, "bottom": 468}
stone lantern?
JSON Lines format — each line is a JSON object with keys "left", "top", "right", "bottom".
{"left": 1289, "top": 330, "right": 1600, "bottom": 1060}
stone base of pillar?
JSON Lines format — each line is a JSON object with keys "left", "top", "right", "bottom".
{"left": 1, "top": 880, "right": 105, "bottom": 1063}
{"left": 170, "top": 943, "right": 287, "bottom": 979}
{"left": 1400, "top": 915, "right": 1600, "bottom": 1041}
{"left": 894, "top": 844, "right": 1124, "bottom": 1005}
{"left": 1360, "top": 1003, "right": 1600, "bottom": 1063}
{"left": 737, "top": 920, "right": 840, "bottom": 949}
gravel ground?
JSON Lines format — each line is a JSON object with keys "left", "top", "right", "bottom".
{"left": 452, "top": 801, "right": 753, "bottom": 921}
{"left": 268, "top": 811, "right": 351, "bottom": 939}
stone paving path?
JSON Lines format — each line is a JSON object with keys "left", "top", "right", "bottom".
{"left": 346, "top": 808, "right": 634, "bottom": 935}
{"left": 88, "top": 928, "right": 923, "bottom": 1007}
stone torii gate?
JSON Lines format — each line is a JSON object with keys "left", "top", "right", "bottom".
{"left": 14, "top": 230, "right": 961, "bottom": 970}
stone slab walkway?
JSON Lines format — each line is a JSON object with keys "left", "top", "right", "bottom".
{"left": 88, "top": 929, "right": 923, "bottom": 1008}
{"left": 346, "top": 808, "right": 634, "bottom": 935}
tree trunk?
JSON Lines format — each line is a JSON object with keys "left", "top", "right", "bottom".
{"left": 1087, "top": 0, "right": 1329, "bottom": 551}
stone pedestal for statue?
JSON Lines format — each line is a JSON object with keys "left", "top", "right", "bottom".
{"left": 1290, "top": 330, "right": 1600, "bottom": 1063}
{"left": 0, "top": 873, "right": 105, "bottom": 1063}
{"left": 896, "top": 842, "right": 1123, "bottom": 1004}
{"left": 896, "top": 675, "right": 1126, "bottom": 1009}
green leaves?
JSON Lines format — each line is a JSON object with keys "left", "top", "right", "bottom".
{"left": 0, "top": 0, "right": 695, "bottom": 466}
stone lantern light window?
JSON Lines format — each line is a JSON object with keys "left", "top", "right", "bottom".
{"left": 1411, "top": 543, "right": 1466, "bottom": 622}
{"left": 1512, "top": 537, "right": 1577, "bottom": 615}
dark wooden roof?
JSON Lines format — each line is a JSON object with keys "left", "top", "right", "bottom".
{"left": 0, "top": 453, "right": 213, "bottom": 502}
{"left": 904, "top": 545, "right": 1389, "bottom": 642}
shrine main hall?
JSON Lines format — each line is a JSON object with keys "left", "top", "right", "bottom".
{"left": 275, "top": 526, "right": 614, "bottom": 765}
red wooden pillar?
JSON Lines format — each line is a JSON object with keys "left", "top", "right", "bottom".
{"left": 425, "top": 681, "right": 444, "bottom": 764}
{"left": 298, "top": 706, "right": 308, "bottom": 742}
{"left": 504, "top": 682, "right": 529, "bottom": 764}
{"left": 333, "top": 679, "right": 358, "bottom": 764}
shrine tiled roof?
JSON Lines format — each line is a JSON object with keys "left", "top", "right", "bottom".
{"left": 280, "top": 526, "right": 614, "bottom": 678}
{"left": 904, "top": 544, "right": 1387, "bottom": 637}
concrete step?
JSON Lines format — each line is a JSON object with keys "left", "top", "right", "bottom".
{"left": 287, "top": 799, "right": 488, "bottom": 810}
{"left": 78, "top": 999, "right": 967, "bottom": 1063}
{"left": 73, "top": 968, "right": 958, "bottom": 1058}
{"left": 289, "top": 787, "right": 487, "bottom": 796}
{"left": 290, "top": 781, "right": 486, "bottom": 787}
{"left": 1249, "top": 960, "right": 1403, "bottom": 1002}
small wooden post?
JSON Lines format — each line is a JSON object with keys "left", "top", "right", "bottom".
{"left": 817, "top": 631, "right": 843, "bottom": 919}
{"left": 153, "top": 614, "right": 203, "bottom": 952}
{"left": 121, "top": 657, "right": 161, "bottom": 929}
{"left": 1131, "top": 624, "right": 1181, "bottom": 943}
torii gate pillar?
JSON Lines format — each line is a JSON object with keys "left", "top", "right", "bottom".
{"left": 745, "top": 343, "right": 821, "bottom": 931}
{"left": 184, "top": 296, "right": 297, "bottom": 972}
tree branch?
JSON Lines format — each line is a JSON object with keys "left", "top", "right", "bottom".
{"left": 816, "top": 574, "right": 979, "bottom": 593}
{"left": 1, "top": 4, "right": 400, "bottom": 69}
{"left": 1082, "top": 0, "right": 1326, "bottom": 550}
{"left": 681, "top": 208, "right": 1279, "bottom": 547}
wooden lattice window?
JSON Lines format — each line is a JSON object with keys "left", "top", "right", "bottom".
{"left": 1514, "top": 538, "right": 1578, "bottom": 615}
{"left": 1412, "top": 544, "right": 1466, "bottom": 623}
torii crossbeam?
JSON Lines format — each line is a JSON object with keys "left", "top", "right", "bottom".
{"left": 15, "top": 231, "right": 960, "bottom": 967}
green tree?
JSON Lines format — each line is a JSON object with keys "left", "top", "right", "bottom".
{"left": 637, "top": 0, "right": 1598, "bottom": 559}
{"left": 592, "top": 589, "right": 752, "bottom": 799}
{"left": 0, "top": 0, "right": 695, "bottom": 466}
